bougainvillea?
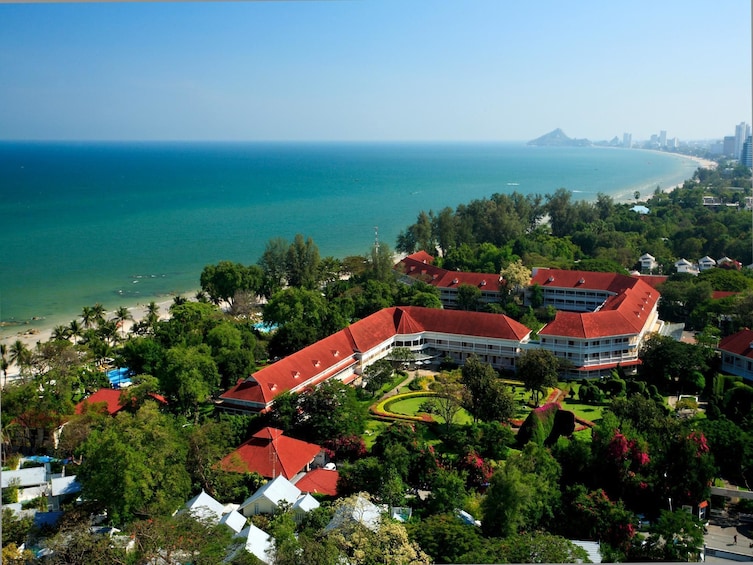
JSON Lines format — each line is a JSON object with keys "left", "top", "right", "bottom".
{"left": 458, "top": 449, "right": 494, "bottom": 488}
{"left": 323, "top": 434, "right": 367, "bottom": 462}
{"left": 687, "top": 431, "right": 709, "bottom": 457}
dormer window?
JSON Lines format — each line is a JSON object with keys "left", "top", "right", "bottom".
{"left": 547, "top": 276, "right": 554, "bottom": 282}
{"left": 480, "top": 280, "right": 486, "bottom": 286}
{"left": 293, "top": 371, "right": 301, "bottom": 379}
{"left": 578, "top": 278, "right": 585, "bottom": 285}
{"left": 313, "top": 360, "right": 321, "bottom": 367}
{"left": 453, "top": 278, "right": 459, "bottom": 284}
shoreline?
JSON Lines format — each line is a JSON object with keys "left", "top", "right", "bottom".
{"left": 0, "top": 149, "right": 716, "bottom": 355}
{"left": 0, "top": 293, "right": 193, "bottom": 379}
{"left": 610, "top": 149, "right": 715, "bottom": 204}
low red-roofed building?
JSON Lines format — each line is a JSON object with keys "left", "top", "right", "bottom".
{"left": 718, "top": 329, "right": 753, "bottom": 382}
{"left": 711, "top": 291, "right": 738, "bottom": 300}
{"left": 292, "top": 468, "right": 340, "bottom": 497}
{"left": 218, "top": 427, "right": 323, "bottom": 480}
{"left": 74, "top": 388, "right": 168, "bottom": 416}
{"left": 75, "top": 389, "right": 124, "bottom": 416}
{"left": 219, "top": 306, "right": 531, "bottom": 413}
{"left": 395, "top": 252, "right": 504, "bottom": 309}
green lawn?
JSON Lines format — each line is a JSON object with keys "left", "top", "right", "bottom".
{"left": 381, "top": 393, "right": 474, "bottom": 425}
{"left": 561, "top": 399, "right": 605, "bottom": 423}
{"left": 386, "top": 396, "right": 431, "bottom": 416}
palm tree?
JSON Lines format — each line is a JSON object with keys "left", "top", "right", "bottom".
{"left": 8, "top": 340, "right": 32, "bottom": 380}
{"left": 0, "top": 344, "right": 9, "bottom": 386}
{"left": 81, "top": 306, "right": 95, "bottom": 329}
{"left": 68, "top": 319, "right": 83, "bottom": 345}
{"left": 145, "top": 301, "right": 160, "bottom": 333}
{"left": 97, "top": 319, "right": 119, "bottom": 347}
{"left": 51, "top": 325, "right": 70, "bottom": 342}
{"left": 92, "top": 303, "right": 107, "bottom": 327}
{"left": 113, "top": 306, "right": 132, "bottom": 339}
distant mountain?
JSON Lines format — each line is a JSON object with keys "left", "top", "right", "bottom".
{"left": 527, "top": 128, "right": 591, "bottom": 147}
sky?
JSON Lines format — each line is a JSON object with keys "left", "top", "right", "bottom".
{"left": 0, "top": 0, "right": 750, "bottom": 142}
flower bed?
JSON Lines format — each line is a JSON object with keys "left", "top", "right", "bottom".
{"left": 369, "top": 391, "right": 439, "bottom": 423}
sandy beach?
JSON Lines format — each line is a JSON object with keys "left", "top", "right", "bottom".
{"left": 0, "top": 294, "right": 191, "bottom": 381}
{"left": 0, "top": 149, "right": 719, "bottom": 380}
{"left": 611, "top": 150, "right": 717, "bottom": 204}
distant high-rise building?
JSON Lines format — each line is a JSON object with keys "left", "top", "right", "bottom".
{"left": 623, "top": 133, "right": 632, "bottom": 148}
{"left": 724, "top": 136, "right": 737, "bottom": 157}
{"left": 742, "top": 135, "right": 753, "bottom": 167}
{"left": 735, "top": 122, "right": 750, "bottom": 159}
{"left": 659, "top": 130, "right": 667, "bottom": 147}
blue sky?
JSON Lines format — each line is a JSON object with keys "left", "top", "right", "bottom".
{"left": 1, "top": 0, "right": 750, "bottom": 142}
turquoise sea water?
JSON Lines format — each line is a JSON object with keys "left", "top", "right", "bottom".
{"left": 0, "top": 141, "right": 698, "bottom": 336}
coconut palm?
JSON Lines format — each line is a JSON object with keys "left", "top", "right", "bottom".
{"left": 81, "top": 306, "right": 96, "bottom": 329}
{"left": 51, "top": 325, "right": 70, "bottom": 342}
{"left": 113, "top": 306, "right": 132, "bottom": 339}
{"left": 97, "top": 319, "right": 120, "bottom": 346}
{"left": 92, "top": 303, "right": 107, "bottom": 327}
{"left": 0, "top": 344, "right": 9, "bottom": 386}
{"left": 144, "top": 301, "right": 160, "bottom": 333}
{"left": 8, "top": 340, "right": 32, "bottom": 380}
{"left": 68, "top": 319, "right": 83, "bottom": 345}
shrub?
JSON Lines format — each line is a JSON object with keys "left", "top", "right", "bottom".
{"left": 418, "top": 400, "right": 436, "bottom": 414}
{"left": 517, "top": 402, "right": 564, "bottom": 446}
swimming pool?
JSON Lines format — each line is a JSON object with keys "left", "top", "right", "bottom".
{"left": 106, "top": 367, "right": 132, "bottom": 388}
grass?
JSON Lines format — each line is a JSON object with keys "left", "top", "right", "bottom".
{"left": 561, "top": 399, "right": 605, "bottom": 424}
{"left": 389, "top": 395, "right": 473, "bottom": 424}
{"left": 386, "top": 396, "right": 431, "bottom": 416}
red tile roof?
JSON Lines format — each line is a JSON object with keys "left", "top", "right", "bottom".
{"left": 538, "top": 275, "right": 659, "bottom": 339}
{"left": 75, "top": 388, "right": 123, "bottom": 415}
{"left": 293, "top": 468, "right": 340, "bottom": 497}
{"left": 711, "top": 291, "right": 738, "bottom": 300}
{"left": 220, "top": 306, "right": 530, "bottom": 410}
{"left": 405, "top": 250, "right": 434, "bottom": 264}
{"left": 634, "top": 274, "right": 668, "bottom": 289}
{"left": 396, "top": 253, "right": 503, "bottom": 291}
{"left": 531, "top": 268, "right": 640, "bottom": 294}
{"left": 573, "top": 360, "right": 641, "bottom": 371}
{"left": 218, "top": 427, "right": 322, "bottom": 480}
{"left": 74, "top": 388, "right": 168, "bottom": 416}
{"left": 718, "top": 329, "right": 753, "bottom": 358}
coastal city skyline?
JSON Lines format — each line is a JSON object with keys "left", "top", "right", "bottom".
{"left": 0, "top": 0, "right": 750, "bottom": 142}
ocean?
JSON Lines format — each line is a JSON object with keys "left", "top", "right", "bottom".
{"left": 0, "top": 141, "right": 698, "bottom": 336}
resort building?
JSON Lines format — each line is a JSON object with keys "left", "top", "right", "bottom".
{"left": 718, "top": 329, "right": 753, "bottom": 382}
{"left": 698, "top": 256, "right": 717, "bottom": 271}
{"left": 218, "top": 306, "right": 531, "bottom": 414}
{"left": 394, "top": 251, "right": 504, "bottom": 309}
{"left": 239, "top": 475, "right": 320, "bottom": 522}
{"left": 291, "top": 467, "right": 340, "bottom": 498}
{"left": 180, "top": 490, "right": 246, "bottom": 534}
{"left": 639, "top": 253, "right": 657, "bottom": 273}
{"left": 218, "top": 263, "right": 665, "bottom": 414}
{"left": 217, "top": 427, "right": 324, "bottom": 479}
{"left": 75, "top": 388, "right": 167, "bottom": 416}
{"left": 528, "top": 268, "right": 662, "bottom": 378}
{"left": 675, "top": 258, "right": 699, "bottom": 275}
